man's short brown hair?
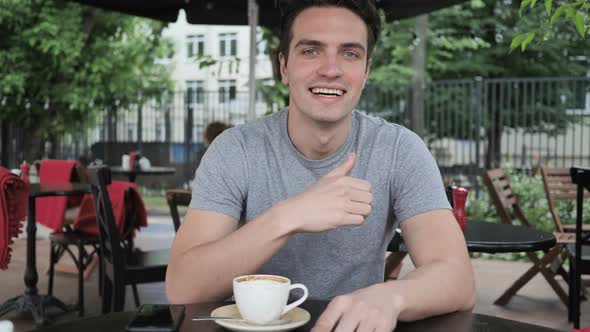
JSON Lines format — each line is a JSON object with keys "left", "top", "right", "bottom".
{"left": 279, "top": 0, "right": 381, "bottom": 64}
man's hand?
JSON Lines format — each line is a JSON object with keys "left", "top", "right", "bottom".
{"left": 312, "top": 283, "right": 402, "bottom": 332}
{"left": 278, "top": 152, "right": 373, "bottom": 233}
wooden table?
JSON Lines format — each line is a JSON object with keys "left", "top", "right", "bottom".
{"left": 31, "top": 300, "right": 565, "bottom": 332}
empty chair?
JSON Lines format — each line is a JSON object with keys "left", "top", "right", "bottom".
{"left": 482, "top": 168, "right": 569, "bottom": 306}
{"left": 34, "top": 159, "right": 100, "bottom": 317}
{"left": 541, "top": 166, "right": 590, "bottom": 233}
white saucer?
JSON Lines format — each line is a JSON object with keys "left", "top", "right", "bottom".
{"left": 210, "top": 304, "right": 311, "bottom": 332}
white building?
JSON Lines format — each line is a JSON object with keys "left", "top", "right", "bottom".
{"left": 163, "top": 11, "right": 275, "bottom": 123}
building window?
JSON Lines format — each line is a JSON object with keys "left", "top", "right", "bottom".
{"left": 186, "top": 80, "right": 205, "bottom": 105}
{"left": 218, "top": 80, "right": 237, "bottom": 103}
{"left": 219, "top": 33, "right": 237, "bottom": 57}
{"left": 187, "top": 34, "right": 205, "bottom": 58}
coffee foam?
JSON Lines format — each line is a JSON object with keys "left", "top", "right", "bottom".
{"left": 237, "top": 275, "right": 288, "bottom": 284}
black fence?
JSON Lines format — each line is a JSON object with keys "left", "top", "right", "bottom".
{"left": 1, "top": 76, "right": 589, "bottom": 189}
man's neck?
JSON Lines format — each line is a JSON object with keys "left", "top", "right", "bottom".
{"left": 287, "top": 109, "right": 351, "bottom": 160}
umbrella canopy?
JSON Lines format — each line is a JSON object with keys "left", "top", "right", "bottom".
{"left": 72, "top": 0, "right": 466, "bottom": 26}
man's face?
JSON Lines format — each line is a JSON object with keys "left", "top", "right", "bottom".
{"left": 280, "top": 6, "right": 371, "bottom": 125}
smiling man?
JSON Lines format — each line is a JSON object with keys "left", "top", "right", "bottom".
{"left": 166, "top": 1, "right": 475, "bottom": 331}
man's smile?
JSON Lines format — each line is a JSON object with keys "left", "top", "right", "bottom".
{"left": 309, "top": 87, "right": 346, "bottom": 96}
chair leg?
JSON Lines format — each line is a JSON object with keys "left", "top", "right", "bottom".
{"left": 97, "top": 248, "right": 103, "bottom": 297}
{"left": 48, "top": 243, "right": 57, "bottom": 296}
{"left": 113, "top": 282, "right": 126, "bottom": 312}
{"left": 132, "top": 284, "right": 140, "bottom": 307}
{"left": 495, "top": 246, "right": 566, "bottom": 306}
{"left": 494, "top": 263, "right": 541, "bottom": 305}
{"left": 102, "top": 278, "right": 112, "bottom": 314}
{"left": 77, "top": 242, "right": 85, "bottom": 317}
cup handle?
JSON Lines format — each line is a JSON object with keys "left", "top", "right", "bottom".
{"left": 281, "top": 283, "right": 308, "bottom": 316}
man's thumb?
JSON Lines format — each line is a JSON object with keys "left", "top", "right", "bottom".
{"left": 327, "top": 152, "right": 356, "bottom": 177}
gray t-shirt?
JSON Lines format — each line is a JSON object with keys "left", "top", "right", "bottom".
{"left": 191, "top": 109, "right": 450, "bottom": 300}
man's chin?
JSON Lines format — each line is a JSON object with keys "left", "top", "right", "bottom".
{"left": 308, "top": 110, "right": 351, "bottom": 126}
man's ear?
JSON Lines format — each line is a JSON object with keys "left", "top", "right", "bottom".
{"left": 279, "top": 52, "right": 288, "bottom": 85}
{"left": 365, "top": 58, "right": 372, "bottom": 78}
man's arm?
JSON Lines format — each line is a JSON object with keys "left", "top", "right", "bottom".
{"left": 166, "top": 153, "right": 373, "bottom": 304}
{"left": 313, "top": 209, "right": 475, "bottom": 332}
{"left": 165, "top": 208, "right": 292, "bottom": 303}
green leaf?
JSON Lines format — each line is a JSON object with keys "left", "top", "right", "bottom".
{"left": 566, "top": 5, "right": 576, "bottom": 18}
{"left": 573, "top": 11, "right": 587, "bottom": 36}
{"left": 551, "top": 5, "right": 567, "bottom": 24}
{"left": 544, "top": 0, "right": 552, "bottom": 15}
{"left": 520, "top": 0, "right": 533, "bottom": 16}
{"left": 510, "top": 33, "right": 527, "bottom": 51}
{"left": 521, "top": 32, "right": 536, "bottom": 51}
{"left": 531, "top": 0, "right": 538, "bottom": 8}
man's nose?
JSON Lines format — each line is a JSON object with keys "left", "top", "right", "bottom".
{"left": 316, "top": 55, "right": 343, "bottom": 78}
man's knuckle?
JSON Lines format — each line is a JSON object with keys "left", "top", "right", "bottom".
{"left": 367, "top": 192, "right": 374, "bottom": 203}
{"left": 333, "top": 295, "right": 351, "bottom": 308}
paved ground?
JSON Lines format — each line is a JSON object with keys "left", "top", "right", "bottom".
{"left": 1, "top": 210, "right": 588, "bottom": 331}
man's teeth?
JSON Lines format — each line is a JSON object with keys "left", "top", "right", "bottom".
{"left": 311, "top": 88, "right": 344, "bottom": 96}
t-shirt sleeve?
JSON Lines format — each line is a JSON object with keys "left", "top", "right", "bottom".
{"left": 391, "top": 130, "right": 451, "bottom": 224}
{"left": 189, "top": 130, "right": 248, "bottom": 221}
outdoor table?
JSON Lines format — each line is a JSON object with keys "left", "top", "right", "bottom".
{"left": 389, "top": 220, "right": 556, "bottom": 253}
{"left": 110, "top": 166, "right": 176, "bottom": 183}
{"left": 0, "top": 183, "right": 91, "bottom": 326}
{"left": 31, "top": 300, "right": 565, "bottom": 332}
{"left": 463, "top": 220, "right": 556, "bottom": 253}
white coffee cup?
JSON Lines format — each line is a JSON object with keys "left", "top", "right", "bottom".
{"left": 233, "top": 274, "right": 308, "bottom": 325}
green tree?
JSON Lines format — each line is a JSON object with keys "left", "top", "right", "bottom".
{"left": 0, "top": 0, "right": 174, "bottom": 161}
{"left": 366, "top": 0, "right": 590, "bottom": 168}
{"left": 512, "top": 0, "right": 589, "bottom": 51}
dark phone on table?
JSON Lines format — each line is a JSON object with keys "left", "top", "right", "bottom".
{"left": 126, "top": 304, "right": 185, "bottom": 332}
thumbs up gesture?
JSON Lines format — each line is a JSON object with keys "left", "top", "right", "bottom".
{"left": 278, "top": 153, "right": 373, "bottom": 234}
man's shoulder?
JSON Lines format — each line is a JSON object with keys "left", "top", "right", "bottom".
{"left": 354, "top": 111, "right": 417, "bottom": 141}
{"left": 228, "top": 110, "right": 283, "bottom": 140}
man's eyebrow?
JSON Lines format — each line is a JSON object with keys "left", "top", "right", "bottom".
{"left": 340, "top": 42, "right": 366, "bottom": 53}
{"left": 293, "top": 39, "right": 325, "bottom": 49}
{"left": 293, "top": 39, "right": 366, "bottom": 53}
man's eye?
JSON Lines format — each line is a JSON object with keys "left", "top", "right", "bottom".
{"left": 303, "top": 49, "right": 317, "bottom": 55}
{"left": 343, "top": 51, "right": 358, "bottom": 58}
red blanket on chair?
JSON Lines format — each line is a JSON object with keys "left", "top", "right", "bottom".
{"left": 73, "top": 181, "right": 147, "bottom": 237}
{"left": 36, "top": 160, "right": 79, "bottom": 231}
{"left": 0, "top": 167, "right": 29, "bottom": 270}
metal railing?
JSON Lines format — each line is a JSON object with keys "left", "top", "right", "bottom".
{"left": 2, "top": 76, "right": 589, "bottom": 188}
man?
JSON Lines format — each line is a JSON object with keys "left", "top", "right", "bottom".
{"left": 166, "top": 1, "right": 476, "bottom": 331}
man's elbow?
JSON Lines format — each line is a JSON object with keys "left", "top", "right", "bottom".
{"left": 458, "top": 274, "right": 476, "bottom": 312}
{"left": 460, "top": 289, "right": 477, "bottom": 312}
{"left": 166, "top": 276, "right": 187, "bottom": 304}
{"left": 165, "top": 268, "right": 198, "bottom": 304}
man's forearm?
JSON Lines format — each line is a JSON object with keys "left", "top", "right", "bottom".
{"left": 166, "top": 207, "right": 292, "bottom": 304}
{"left": 389, "top": 258, "right": 476, "bottom": 321}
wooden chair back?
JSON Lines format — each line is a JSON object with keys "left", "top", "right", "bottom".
{"left": 482, "top": 168, "right": 531, "bottom": 228}
{"left": 165, "top": 189, "right": 191, "bottom": 232}
{"left": 89, "top": 166, "right": 126, "bottom": 293}
{"left": 541, "top": 167, "right": 590, "bottom": 233}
